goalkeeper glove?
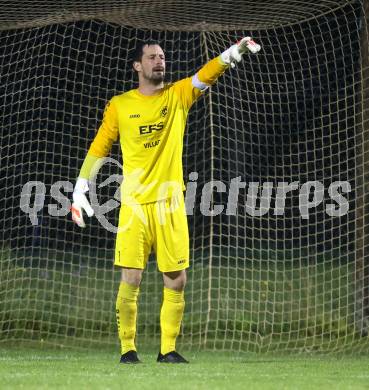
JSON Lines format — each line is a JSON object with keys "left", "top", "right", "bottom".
{"left": 71, "top": 177, "right": 94, "bottom": 228}
{"left": 221, "top": 37, "right": 261, "bottom": 67}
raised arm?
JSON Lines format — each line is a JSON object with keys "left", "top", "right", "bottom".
{"left": 194, "top": 37, "right": 261, "bottom": 89}
{"left": 176, "top": 37, "right": 261, "bottom": 110}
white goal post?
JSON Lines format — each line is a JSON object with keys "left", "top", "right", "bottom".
{"left": 0, "top": 0, "right": 368, "bottom": 353}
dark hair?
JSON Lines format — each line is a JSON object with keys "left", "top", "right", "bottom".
{"left": 132, "top": 40, "right": 162, "bottom": 64}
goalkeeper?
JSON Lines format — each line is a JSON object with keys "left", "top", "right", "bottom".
{"left": 71, "top": 38, "right": 260, "bottom": 364}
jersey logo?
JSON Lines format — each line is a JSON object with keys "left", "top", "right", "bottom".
{"left": 160, "top": 106, "right": 168, "bottom": 117}
{"left": 139, "top": 122, "right": 164, "bottom": 135}
{"left": 130, "top": 114, "right": 140, "bottom": 118}
{"left": 144, "top": 140, "right": 160, "bottom": 149}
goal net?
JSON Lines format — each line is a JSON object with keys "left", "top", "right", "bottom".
{"left": 0, "top": 0, "right": 368, "bottom": 353}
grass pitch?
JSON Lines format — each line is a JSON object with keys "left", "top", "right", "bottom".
{"left": 0, "top": 347, "right": 368, "bottom": 390}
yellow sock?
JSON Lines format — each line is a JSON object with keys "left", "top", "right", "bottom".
{"left": 160, "top": 287, "right": 185, "bottom": 355}
{"left": 115, "top": 282, "right": 139, "bottom": 355}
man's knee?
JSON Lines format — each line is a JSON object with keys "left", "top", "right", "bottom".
{"left": 163, "top": 270, "right": 187, "bottom": 291}
{"left": 121, "top": 268, "right": 143, "bottom": 287}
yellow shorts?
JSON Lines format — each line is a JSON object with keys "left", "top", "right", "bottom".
{"left": 114, "top": 195, "right": 189, "bottom": 272}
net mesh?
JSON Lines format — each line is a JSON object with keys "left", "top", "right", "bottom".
{"left": 0, "top": 0, "right": 368, "bottom": 353}
{"left": 0, "top": 0, "right": 352, "bottom": 31}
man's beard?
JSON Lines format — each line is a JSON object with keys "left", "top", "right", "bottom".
{"left": 143, "top": 69, "right": 165, "bottom": 85}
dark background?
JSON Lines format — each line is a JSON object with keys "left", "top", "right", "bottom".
{"left": 0, "top": 2, "right": 363, "bottom": 268}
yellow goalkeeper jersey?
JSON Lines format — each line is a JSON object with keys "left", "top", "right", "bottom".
{"left": 81, "top": 56, "right": 228, "bottom": 205}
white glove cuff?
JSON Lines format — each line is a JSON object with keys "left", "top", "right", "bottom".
{"left": 220, "top": 47, "right": 232, "bottom": 65}
{"left": 74, "top": 177, "right": 89, "bottom": 194}
{"left": 192, "top": 73, "right": 209, "bottom": 91}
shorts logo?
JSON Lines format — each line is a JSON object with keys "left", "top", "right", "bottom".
{"left": 177, "top": 259, "right": 186, "bottom": 265}
{"left": 160, "top": 106, "right": 168, "bottom": 117}
{"left": 130, "top": 113, "right": 140, "bottom": 118}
